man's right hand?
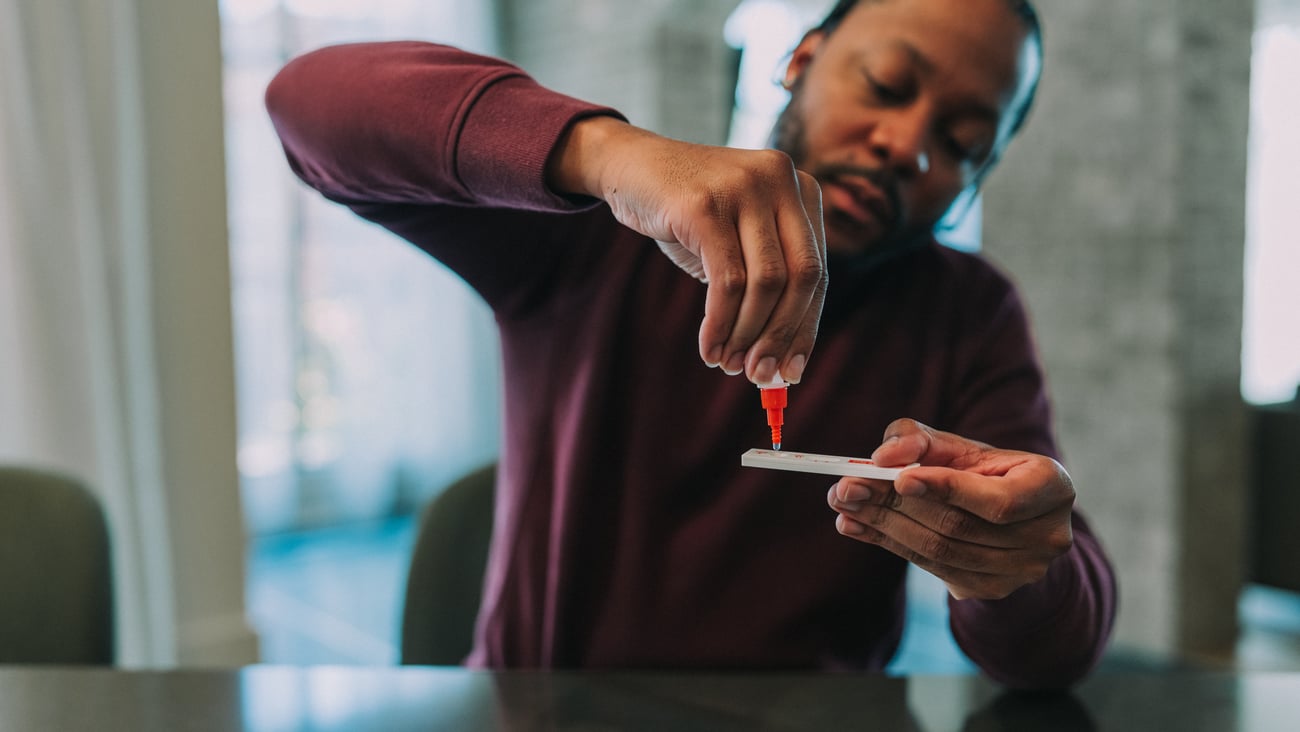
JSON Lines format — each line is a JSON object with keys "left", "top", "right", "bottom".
{"left": 546, "top": 116, "right": 827, "bottom": 385}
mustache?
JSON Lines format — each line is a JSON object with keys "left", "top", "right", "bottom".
{"left": 808, "top": 162, "right": 902, "bottom": 225}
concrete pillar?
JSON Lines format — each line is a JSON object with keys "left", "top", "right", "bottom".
{"left": 982, "top": 0, "right": 1253, "bottom": 661}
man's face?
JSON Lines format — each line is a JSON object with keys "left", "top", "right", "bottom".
{"left": 773, "top": 0, "right": 1036, "bottom": 256}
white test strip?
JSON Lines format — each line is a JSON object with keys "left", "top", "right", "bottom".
{"left": 741, "top": 448, "right": 919, "bottom": 481}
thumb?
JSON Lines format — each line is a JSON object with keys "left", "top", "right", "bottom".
{"left": 656, "top": 240, "right": 708, "bottom": 282}
{"left": 871, "top": 418, "right": 990, "bottom": 469}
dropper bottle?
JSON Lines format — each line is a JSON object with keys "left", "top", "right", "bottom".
{"left": 757, "top": 376, "right": 788, "bottom": 451}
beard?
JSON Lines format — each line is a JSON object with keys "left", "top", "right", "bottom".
{"left": 769, "top": 84, "right": 917, "bottom": 256}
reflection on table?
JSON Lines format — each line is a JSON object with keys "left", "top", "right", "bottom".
{"left": 0, "top": 666, "right": 1297, "bottom": 731}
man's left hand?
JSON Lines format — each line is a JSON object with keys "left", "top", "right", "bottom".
{"left": 826, "top": 419, "right": 1076, "bottom": 600}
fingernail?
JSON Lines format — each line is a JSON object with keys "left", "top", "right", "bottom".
{"left": 837, "top": 501, "right": 864, "bottom": 513}
{"left": 837, "top": 515, "right": 865, "bottom": 536}
{"left": 841, "top": 482, "right": 871, "bottom": 503}
{"left": 723, "top": 351, "right": 746, "bottom": 375}
{"left": 705, "top": 344, "right": 723, "bottom": 367}
{"left": 784, "top": 354, "right": 806, "bottom": 384}
{"left": 754, "top": 356, "right": 778, "bottom": 384}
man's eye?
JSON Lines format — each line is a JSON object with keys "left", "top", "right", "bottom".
{"left": 944, "top": 136, "right": 990, "bottom": 164}
{"left": 868, "top": 78, "right": 909, "bottom": 104}
{"left": 945, "top": 136, "right": 974, "bottom": 160}
{"left": 862, "top": 70, "right": 908, "bottom": 104}
{"left": 870, "top": 80, "right": 905, "bottom": 103}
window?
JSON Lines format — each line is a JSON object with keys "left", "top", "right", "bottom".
{"left": 220, "top": 0, "right": 502, "bottom": 662}
{"left": 1243, "top": 3, "right": 1300, "bottom": 405}
{"left": 221, "top": 0, "right": 502, "bottom": 534}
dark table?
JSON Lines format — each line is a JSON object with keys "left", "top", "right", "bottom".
{"left": 1, "top": 666, "right": 1296, "bottom": 730}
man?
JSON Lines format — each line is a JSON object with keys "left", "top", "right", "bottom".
{"left": 266, "top": 0, "right": 1116, "bottom": 687}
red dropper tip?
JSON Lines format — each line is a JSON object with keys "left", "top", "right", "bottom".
{"left": 760, "top": 384, "right": 787, "bottom": 451}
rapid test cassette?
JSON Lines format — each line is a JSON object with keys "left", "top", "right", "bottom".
{"left": 741, "top": 448, "right": 919, "bottom": 481}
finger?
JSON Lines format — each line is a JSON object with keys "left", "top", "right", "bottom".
{"left": 871, "top": 419, "right": 988, "bottom": 469}
{"left": 719, "top": 213, "right": 788, "bottom": 379}
{"left": 740, "top": 206, "right": 824, "bottom": 384}
{"left": 894, "top": 462, "right": 1074, "bottom": 525}
{"left": 771, "top": 171, "right": 826, "bottom": 385}
{"left": 835, "top": 516, "right": 1027, "bottom": 600}
{"left": 797, "top": 168, "right": 827, "bottom": 260}
{"left": 656, "top": 239, "right": 708, "bottom": 282}
{"left": 831, "top": 498, "right": 1018, "bottom": 573}
{"left": 829, "top": 477, "right": 899, "bottom": 506}
{"left": 695, "top": 223, "right": 748, "bottom": 370}
{"left": 829, "top": 480, "right": 1026, "bottom": 550}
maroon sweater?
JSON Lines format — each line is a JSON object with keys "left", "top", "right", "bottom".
{"left": 267, "top": 41, "right": 1116, "bottom": 687}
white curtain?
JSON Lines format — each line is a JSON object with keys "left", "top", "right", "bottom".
{"left": 0, "top": 0, "right": 255, "bottom": 665}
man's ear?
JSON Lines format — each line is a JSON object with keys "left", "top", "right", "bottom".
{"left": 783, "top": 30, "right": 827, "bottom": 89}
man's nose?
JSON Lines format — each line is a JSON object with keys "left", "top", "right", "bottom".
{"left": 866, "top": 108, "right": 930, "bottom": 178}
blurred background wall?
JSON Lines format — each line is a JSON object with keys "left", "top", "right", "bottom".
{"left": 982, "top": 0, "right": 1253, "bottom": 659}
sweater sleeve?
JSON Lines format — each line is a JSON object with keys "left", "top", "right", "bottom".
{"left": 265, "top": 41, "right": 621, "bottom": 210}
{"left": 264, "top": 41, "right": 628, "bottom": 314}
{"left": 939, "top": 261, "right": 1118, "bottom": 688}
{"left": 949, "top": 511, "right": 1117, "bottom": 689}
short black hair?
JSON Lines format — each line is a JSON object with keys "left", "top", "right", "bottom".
{"left": 813, "top": 0, "right": 1043, "bottom": 138}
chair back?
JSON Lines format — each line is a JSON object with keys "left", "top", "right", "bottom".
{"left": 0, "top": 466, "right": 114, "bottom": 664}
{"left": 400, "top": 463, "right": 495, "bottom": 665}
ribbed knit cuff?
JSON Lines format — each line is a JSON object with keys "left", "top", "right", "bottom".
{"left": 457, "top": 74, "right": 624, "bottom": 212}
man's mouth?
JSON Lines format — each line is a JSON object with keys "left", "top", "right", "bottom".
{"left": 823, "top": 176, "right": 895, "bottom": 230}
